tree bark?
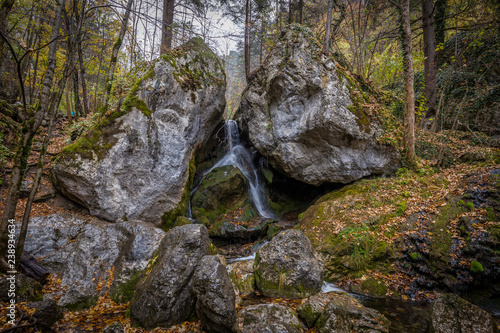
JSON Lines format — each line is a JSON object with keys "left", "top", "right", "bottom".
{"left": 160, "top": 0, "right": 175, "bottom": 54}
{"left": 298, "top": 0, "right": 303, "bottom": 24}
{"left": 0, "top": 0, "right": 65, "bottom": 273}
{"left": 434, "top": 0, "right": 446, "bottom": 67}
{"left": 244, "top": 0, "right": 251, "bottom": 82}
{"left": 323, "top": 0, "right": 333, "bottom": 56}
{"left": 421, "top": 0, "right": 437, "bottom": 123}
{"left": 399, "top": 0, "right": 415, "bottom": 165}
{"left": 0, "top": 0, "right": 16, "bottom": 60}
{"left": 103, "top": 0, "right": 134, "bottom": 110}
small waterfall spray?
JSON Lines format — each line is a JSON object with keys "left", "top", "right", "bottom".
{"left": 189, "top": 120, "right": 275, "bottom": 219}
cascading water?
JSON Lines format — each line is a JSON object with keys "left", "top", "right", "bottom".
{"left": 189, "top": 120, "right": 275, "bottom": 220}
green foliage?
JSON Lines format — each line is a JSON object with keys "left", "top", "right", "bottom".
{"left": 470, "top": 260, "right": 484, "bottom": 273}
{"left": 395, "top": 201, "right": 407, "bottom": 216}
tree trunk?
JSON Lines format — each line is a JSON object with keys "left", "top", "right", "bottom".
{"left": 244, "top": 0, "right": 251, "bottom": 82}
{"left": 103, "top": 0, "right": 134, "bottom": 110}
{"left": 434, "top": 0, "right": 446, "bottom": 67}
{"left": 298, "top": 0, "right": 303, "bottom": 24}
{"left": 0, "top": 0, "right": 16, "bottom": 60}
{"left": 323, "top": 0, "right": 333, "bottom": 56}
{"left": 421, "top": 0, "right": 437, "bottom": 124}
{"left": 399, "top": 0, "right": 415, "bottom": 165}
{"left": 288, "top": 0, "right": 292, "bottom": 24}
{"left": 15, "top": 60, "right": 71, "bottom": 271}
{"left": 160, "top": 0, "right": 175, "bottom": 54}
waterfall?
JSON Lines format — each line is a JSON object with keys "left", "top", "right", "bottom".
{"left": 189, "top": 120, "right": 275, "bottom": 220}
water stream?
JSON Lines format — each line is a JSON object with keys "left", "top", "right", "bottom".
{"left": 189, "top": 120, "right": 275, "bottom": 219}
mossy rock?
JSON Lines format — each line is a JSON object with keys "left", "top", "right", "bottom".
{"left": 161, "top": 157, "right": 196, "bottom": 231}
{"left": 0, "top": 274, "right": 43, "bottom": 302}
{"left": 351, "top": 278, "right": 387, "bottom": 298}
{"left": 191, "top": 165, "right": 249, "bottom": 223}
{"left": 110, "top": 270, "right": 142, "bottom": 303}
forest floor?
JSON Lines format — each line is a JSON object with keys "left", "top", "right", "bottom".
{"left": 0, "top": 118, "right": 499, "bottom": 332}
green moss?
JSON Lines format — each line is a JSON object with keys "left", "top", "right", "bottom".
{"left": 65, "top": 296, "right": 98, "bottom": 311}
{"left": 160, "top": 157, "right": 196, "bottom": 231}
{"left": 465, "top": 201, "right": 475, "bottom": 211}
{"left": 208, "top": 240, "right": 219, "bottom": 255}
{"left": 395, "top": 201, "right": 407, "bottom": 216}
{"left": 267, "top": 223, "right": 284, "bottom": 239}
{"left": 354, "top": 278, "right": 387, "bottom": 297}
{"left": 111, "top": 271, "right": 142, "bottom": 303}
{"left": 297, "top": 302, "right": 320, "bottom": 328}
{"left": 470, "top": 260, "right": 484, "bottom": 273}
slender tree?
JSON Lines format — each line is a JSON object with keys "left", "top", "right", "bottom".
{"left": 161, "top": 0, "right": 175, "bottom": 54}
{"left": 398, "top": 0, "right": 415, "bottom": 165}
{"left": 244, "top": 0, "right": 251, "bottom": 81}
{"left": 421, "top": 0, "right": 437, "bottom": 124}
{"left": 0, "top": 0, "right": 66, "bottom": 272}
{"left": 0, "top": 0, "right": 16, "bottom": 60}
{"left": 103, "top": 0, "right": 134, "bottom": 110}
{"left": 323, "top": 0, "right": 333, "bottom": 55}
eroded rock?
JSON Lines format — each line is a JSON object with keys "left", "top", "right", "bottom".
{"left": 254, "top": 229, "right": 323, "bottom": 298}
{"left": 430, "top": 293, "right": 498, "bottom": 333}
{"left": 236, "top": 27, "right": 400, "bottom": 185}
{"left": 240, "top": 303, "right": 303, "bottom": 333}
{"left": 53, "top": 38, "right": 226, "bottom": 224}
{"left": 130, "top": 224, "right": 209, "bottom": 329}
{"left": 192, "top": 255, "right": 238, "bottom": 333}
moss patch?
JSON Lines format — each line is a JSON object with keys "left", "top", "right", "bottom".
{"left": 161, "top": 157, "right": 196, "bottom": 231}
{"left": 110, "top": 271, "right": 142, "bottom": 303}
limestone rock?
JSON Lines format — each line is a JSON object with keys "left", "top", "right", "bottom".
{"left": 20, "top": 214, "right": 165, "bottom": 308}
{"left": 52, "top": 38, "right": 226, "bottom": 224}
{"left": 192, "top": 255, "right": 238, "bottom": 333}
{"left": 191, "top": 165, "right": 248, "bottom": 222}
{"left": 240, "top": 303, "right": 303, "bottom": 333}
{"left": 130, "top": 224, "right": 209, "bottom": 329}
{"left": 30, "top": 299, "right": 63, "bottom": 329}
{"left": 254, "top": 229, "right": 323, "bottom": 298}
{"left": 236, "top": 27, "right": 399, "bottom": 185}
{"left": 316, "top": 293, "right": 390, "bottom": 333}
{"left": 227, "top": 259, "right": 255, "bottom": 296}
{"left": 430, "top": 293, "right": 498, "bottom": 333}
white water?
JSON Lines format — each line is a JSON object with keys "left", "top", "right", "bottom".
{"left": 189, "top": 120, "right": 275, "bottom": 219}
{"left": 321, "top": 281, "right": 347, "bottom": 293}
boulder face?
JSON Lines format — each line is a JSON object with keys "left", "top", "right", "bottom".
{"left": 430, "top": 293, "right": 498, "bottom": 333}
{"left": 240, "top": 303, "right": 302, "bottom": 333}
{"left": 315, "top": 292, "right": 390, "bottom": 333}
{"left": 130, "top": 224, "right": 209, "bottom": 329}
{"left": 192, "top": 255, "right": 238, "bottom": 333}
{"left": 191, "top": 165, "right": 249, "bottom": 222}
{"left": 236, "top": 27, "right": 400, "bottom": 185}
{"left": 19, "top": 214, "right": 165, "bottom": 308}
{"left": 254, "top": 229, "right": 323, "bottom": 298}
{"left": 52, "top": 37, "right": 226, "bottom": 224}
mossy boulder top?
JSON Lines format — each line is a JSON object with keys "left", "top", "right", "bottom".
{"left": 236, "top": 27, "right": 400, "bottom": 185}
{"left": 52, "top": 38, "right": 226, "bottom": 224}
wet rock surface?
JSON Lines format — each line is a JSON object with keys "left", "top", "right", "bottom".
{"left": 315, "top": 292, "right": 390, "bottom": 333}
{"left": 430, "top": 293, "right": 498, "bottom": 333}
{"left": 254, "top": 229, "right": 323, "bottom": 298}
{"left": 227, "top": 259, "right": 255, "bottom": 296}
{"left": 192, "top": 255, "right": 238, "bottom": 333}
{"left": 130, "top": 224, "right": 209, "bottom": 329}
{"left": 236, "top": 27, "right": 400, "bottom": 185}
{"left": 52, "top": 38, "right": 226, "bottom": 224}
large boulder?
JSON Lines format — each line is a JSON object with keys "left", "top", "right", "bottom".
{"left": 240, "top": 303, "right": 303, "bottom": 333}
{"left": 315, "top": 292, "right": 390, "bottom": 333}
{"left": 130, "top": 224, "right": 209, "bottom": 329}
{"left": 20, "top": 214, "right": 164, "bottom": 308}
{"left": 52, "top": 37, "right": 226, "bottom": 224}
{"left": 192, "top": 255, "right": 238, "bottom": 333}
{"left": 254, "top": 229, "right": 323, "bottom": 298}
{"left": 191, "top": 165, "right": 249, "bottom": 222}
{"left": 227, "top": 259, "right": 256, "bottom": 296}
{"left": 236, "top": 27, "right": 399, "bottom": 185}
{"left": 430, "top": 293, "right": 498, "bottom": 333}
